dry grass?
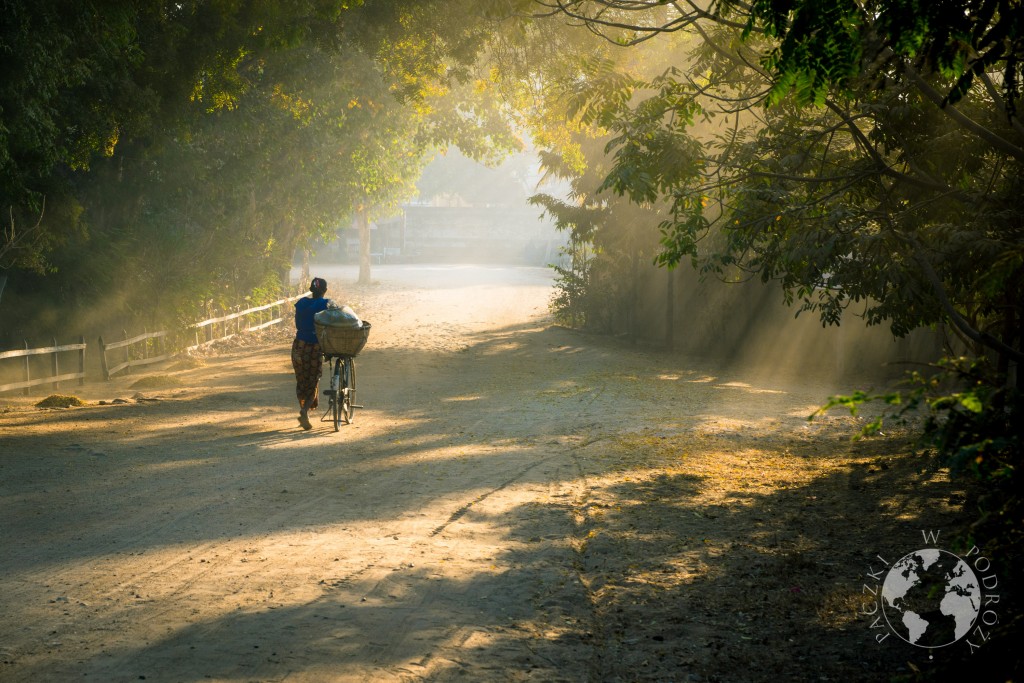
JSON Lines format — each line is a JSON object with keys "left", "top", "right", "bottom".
{"left": 34, "top": 394, "right": 86, "bottom": 408}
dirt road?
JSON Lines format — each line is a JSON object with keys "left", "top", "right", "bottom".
{"left": 0, "top": 265, "right": 967, "bottom": 682}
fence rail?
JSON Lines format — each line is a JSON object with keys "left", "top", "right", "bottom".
{"left": 0, "top": 337, "right": 87, "bottom": 394}
{"left": 2, "top": 291, "right": 308, "bottom": 394}
{"left": 99, "top": 330, "right": 169, "bottom": 381}
{"left": 186, "top": 293, "right": 307, "bottom": 351}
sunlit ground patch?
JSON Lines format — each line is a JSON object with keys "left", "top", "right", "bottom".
{"left": 141, "top": 458, "right": 220, "bottom": 472}
{"left": 538, "top": 381, "right": 596, "bottom": 399}
{"left": 476, "top": 340, "right": 525, "bottom": 355}
{"left": 592, "top": 424, "right": 850, "bottom": 509}
{"left": 694, "top": 415, "right": 784, "bottom": 434}
{"left": 166, "top": 357, "right": 206, "bottom": 371}
{"left": 130, "top": 374, "right": 183, "bottom": 390}
{"left": 715, "top": 380, "right": 786, "bottom": 395}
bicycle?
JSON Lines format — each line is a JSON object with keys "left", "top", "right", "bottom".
{"left": 322, "top": 353, "right": 358, "bottom": 430}
{"left": 314, "top": 320, "right": 370, "bottom": 432}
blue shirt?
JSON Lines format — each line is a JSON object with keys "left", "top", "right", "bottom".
{"left": 294, "top": 296, "right": 330, "bottom": 344}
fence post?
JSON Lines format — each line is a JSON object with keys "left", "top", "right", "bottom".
{"left": 51, "top": 336, "right": 59, "bottom": 391}
{"left": 123, "top": 329, "right": 130, "bottom": 375}
{"left": 78, "top": 335, "right": 86, "bottom": 386}
{"left": 99, "top": 336, "right": 109, "bottom": 381}
{"left": 22, "top": 340, "right": 30, "bottom": 396}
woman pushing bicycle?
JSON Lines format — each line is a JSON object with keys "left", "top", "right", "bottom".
{"left": 291, "top": 277, "right": 331, "bottom": 430}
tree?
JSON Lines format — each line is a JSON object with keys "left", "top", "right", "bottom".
{"left": 539, "top": 0, "right": 1023, "bottom": 369}
{"left": 0, "top": 0, "right": 524, "bottom": 335}
{"left": 531, "top": 123, "right": 667, "bottom": 337}
{"left": 535, "top": 4, "right": 1024, "bottom": 671}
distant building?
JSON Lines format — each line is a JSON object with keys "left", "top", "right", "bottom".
{"left": 370, "top": 205, "right": 563, "bottom": 265}
{"left": 308, "top": 149, "right": 570, "bottom": 265}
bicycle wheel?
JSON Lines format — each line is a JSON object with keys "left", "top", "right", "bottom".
{"left": 341, "top": 358, "right": 354, "bottom": 424}
{"left": 350, "top": 359, "right": 357, "bottom": 418}
{"left": 332, "top": 358, "right": 342, "bottom": 431}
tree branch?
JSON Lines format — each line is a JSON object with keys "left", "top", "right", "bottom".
{"left": 538, "top": 0, "right": 756, "bottom": 46}
{"left": 1, "top": 199, "right": 46, "bottom": 269}
{"left": 903, "top": 62, "right": 1024, "bottom": 164}
{"left": 977, "top": 70, "right": 1024, "bottom": 139}
{"left": 902, "top": 233, "right": 1024, "bottom": 364}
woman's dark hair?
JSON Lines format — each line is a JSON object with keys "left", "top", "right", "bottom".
{"left": 310, "top": 277, "right": 328, "bottom": 297}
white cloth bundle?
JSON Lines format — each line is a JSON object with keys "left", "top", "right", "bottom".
{"left": 315, "top": 303, "right": 362, "bottom": 329}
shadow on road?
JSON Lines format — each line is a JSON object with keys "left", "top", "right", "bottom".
{"left": 0, "top": 316, "right": 976, "bottom": 682}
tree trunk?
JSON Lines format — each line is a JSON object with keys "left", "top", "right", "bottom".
{"left": 0, "top": 274, "right": 6, "bottom": 306}
{"left": 629, "top": 246, "right": 638, "bottom": 345}
{"left": 665, "top": 267, "right": 675, "bottom": 351}
{"left": 274, "top": 222, "right": 301, "bottom": 292}
{"left": 278, "top": 262, "right": 293, "bottom": 293}
{"left": 357, "top": 203, "right": 372, "bottom": 285}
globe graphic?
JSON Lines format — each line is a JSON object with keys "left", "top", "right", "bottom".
{"left": 881, "top": 549, "right": 981, "bottom": 648}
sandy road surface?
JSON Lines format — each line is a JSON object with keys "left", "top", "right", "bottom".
{"left": 1, "top": 265, "right": 966, "bottom": 682}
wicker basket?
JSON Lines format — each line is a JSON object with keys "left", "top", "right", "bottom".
{"left": 315, "top": 321, "right": 371, "bottom": 357}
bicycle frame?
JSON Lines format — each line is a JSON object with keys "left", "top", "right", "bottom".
{"left": 320, "top": 354, "right": 359, "bottom": 430}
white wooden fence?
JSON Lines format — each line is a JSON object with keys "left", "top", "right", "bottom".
{"left": 98, "top": 330, "right": 169, "bottom": 381}
{"left": 1, "top": 292, "right": 308, "bottom": 391}
{"left": 0, "top": 337, "right": 87, "bottom": 394}
{"left": 186, "top": 293, "right": 307, "bottom": 351}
